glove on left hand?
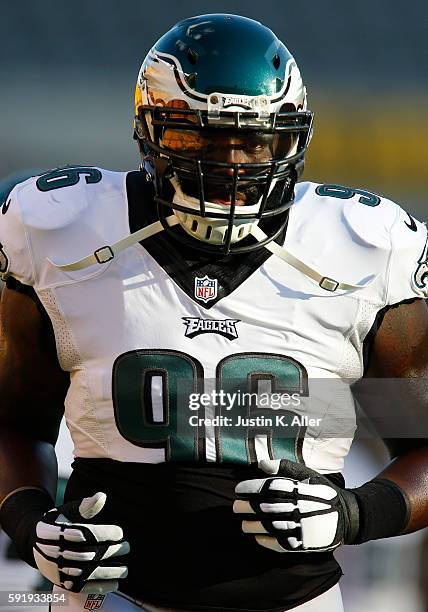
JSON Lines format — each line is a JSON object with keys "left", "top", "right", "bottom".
{"left": 233, "top": 459, "right": 360, "bottom": 553}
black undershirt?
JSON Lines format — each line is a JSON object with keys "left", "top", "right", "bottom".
{"left": 66, "top": 458, "right": 342, "bottom": 611}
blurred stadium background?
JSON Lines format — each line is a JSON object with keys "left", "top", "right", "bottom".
{"left": 0, "top": 1, "right": 427, "bottom": 610}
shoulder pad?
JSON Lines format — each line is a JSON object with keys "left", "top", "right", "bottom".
{"left": 17, "top": 167, "right": 123, "bottom": 231}
{"left": 293, "top": 182, "right": 427, "bottom": 304}
{"left": 0, "top": 167, "right": 128, "bottom": 287}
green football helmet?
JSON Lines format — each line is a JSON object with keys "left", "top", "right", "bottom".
{"left": 134, "top": 14, "right": 313, "bottom": 254}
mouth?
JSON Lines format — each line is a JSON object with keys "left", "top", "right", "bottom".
{"left": 176, "top": 175, "right": 261, "bottom": 207}
{"left": 206, "top": 186, "right": 260, "bottom": 207}
{"left": 211, "top": 195, "right": 246, "bottom": 206}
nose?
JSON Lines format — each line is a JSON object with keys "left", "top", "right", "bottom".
{"left": 213, "top": 139, "right": 249, "bottom": 175}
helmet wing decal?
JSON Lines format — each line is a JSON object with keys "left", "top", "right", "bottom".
{"left": 147, "top": 52, "right": 297, "bottom": 108}
{"left": 149, "top": 51, "right": 207, "bottom": 103}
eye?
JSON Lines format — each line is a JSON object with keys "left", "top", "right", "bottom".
{"left": 248, "top": 143, "right": 264, "bottom": 152}
{"left": 245, "top": 140, "right": 269, "bottom": 155}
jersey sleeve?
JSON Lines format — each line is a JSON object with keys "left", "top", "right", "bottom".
{"left": 0, "top": 184, "right": 35, "bottom": 286}
{"left": 387, "top": 206, "right": 428, "bottom": 305}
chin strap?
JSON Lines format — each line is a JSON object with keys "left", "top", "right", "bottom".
{"left": 47, "top": 216, "right": 180, "bottom": 272}
{"left": 249, "top": 225, "right": 376, "bottom": 292}
{"left": 48, "top": 215, "right": 375, "bottom": 292}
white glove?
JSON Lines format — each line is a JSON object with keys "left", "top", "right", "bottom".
{"left": 233, "top": 459, "right": 360, "bottom": 553}
{"left": 33, "top": 492, "right": 130, "bottom": 593}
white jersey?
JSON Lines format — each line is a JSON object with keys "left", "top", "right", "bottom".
{"left": 1, "top": 168, "right": 427, "bottom": 474}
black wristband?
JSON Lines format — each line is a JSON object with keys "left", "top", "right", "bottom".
{"left": 0, "top": 488, "right": 54, "bottom": 567}
{"left": 350, "top": 478, "right": 410, "bottom": 544}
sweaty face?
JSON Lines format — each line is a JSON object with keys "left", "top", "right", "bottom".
{"left": 161, "top": 128, "right": 296, "bottom": 206}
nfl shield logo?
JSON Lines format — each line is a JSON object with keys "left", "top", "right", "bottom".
{"left": 84, "top": 594, "right": 106, "bottom": 610}
{"left": 194, "top": 275, "right": 218, "bottom": 303}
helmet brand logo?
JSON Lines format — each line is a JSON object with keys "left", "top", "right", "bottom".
{"left": 182, "top": 317, "right": 240, "bottom": 340}
{"left": 1, "top": 199, "right": 11, "bottom": 215}
{"left": 194, "top": 275, "right": 218, "bottom": 302}
{"left": 223, "top": 95, "right": 254, "bottom": 110}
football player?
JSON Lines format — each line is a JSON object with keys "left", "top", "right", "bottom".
{"left": 1, "top": 13, "right": 428, "bottom": 612}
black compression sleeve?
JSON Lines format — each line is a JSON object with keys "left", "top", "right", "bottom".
{"left": 0, "top": 488, "right": 54, "bottom": 567}
{"left": 350, "top": 478, "right": 410, "bottom": 544}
